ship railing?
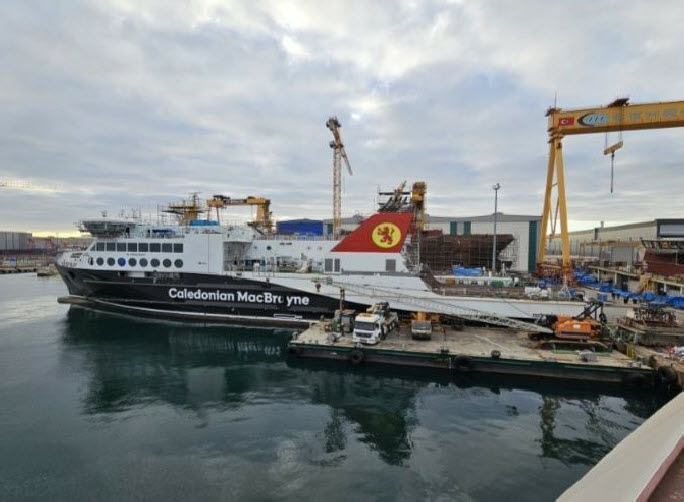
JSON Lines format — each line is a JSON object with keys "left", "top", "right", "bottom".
{"left": 254, "top": 234, "right": 335, "bottom": 242}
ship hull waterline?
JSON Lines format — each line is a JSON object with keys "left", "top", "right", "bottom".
{"left": 56, "top": 265, "right": 588, "bottom": 329}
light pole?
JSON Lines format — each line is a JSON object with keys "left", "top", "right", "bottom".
{"left": 492, "top": 183, "right": 500, "bottom": 273}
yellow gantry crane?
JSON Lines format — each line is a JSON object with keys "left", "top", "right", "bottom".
{"left": 207, "top": 194, "right": 273, "bottom": 232}
{"left": 326, "top": 117, "right": 353, "bottom": 239}
{"left": 538, "top": 97, "right": 684, "bottom": 276}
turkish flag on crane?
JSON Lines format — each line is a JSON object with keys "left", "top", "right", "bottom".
{"left": 559, "top": 117, "right": 574, "bottom": 126}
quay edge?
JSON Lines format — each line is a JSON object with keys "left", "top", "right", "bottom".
{"left": 287, "top": 339, "right": 658, "bottom": 387}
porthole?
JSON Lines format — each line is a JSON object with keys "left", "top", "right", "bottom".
{"left": 128, "top": 258, "right": 137, "bottom": 267}
{"left": 139, "top": 258, "right": 148, "bottom": 267}
{"left": 267, "top": 245, "right": 272, "bottom": 250}
{"left": 150, "top": 258, "right": 160, "bottom": 268}
{"left": 96, "top": 257, "right": 104, "bottom": 266}
{"left": 118, "top": 257, "right": 126, "bottom": 266}
{"left": 174, "top": 259, "right": 183, "bottom": 268}
{"left": 107, "top": 257, "right": 115, "bottom": 266}
{"left": 163, "top": 258, "right": 172, "bottom": 268}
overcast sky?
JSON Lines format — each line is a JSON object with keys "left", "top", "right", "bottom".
{"left": 1, "top": 0, "right": 683, "bottom": 235}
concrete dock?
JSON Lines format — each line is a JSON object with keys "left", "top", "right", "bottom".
{"left": 288, "top": 323, "right": 660, "bottom": 386}
{"left": 0, "top": 266, "right": 39, "bottom": 274}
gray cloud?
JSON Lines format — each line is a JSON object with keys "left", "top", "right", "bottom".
{"left": 1, "top": 0, "right": 683, "bottom": 233}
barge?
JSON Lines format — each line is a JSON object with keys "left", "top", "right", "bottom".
{"left": 287, "top": 323, "right": 659, "bottom": 387}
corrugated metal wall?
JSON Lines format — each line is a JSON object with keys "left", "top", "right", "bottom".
{"left": 0, "top": 232, "right": 31, "bottom": 251}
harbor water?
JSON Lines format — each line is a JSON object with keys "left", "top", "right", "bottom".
{"left": 0, "top": 274, "right": 670, "bottom": 501}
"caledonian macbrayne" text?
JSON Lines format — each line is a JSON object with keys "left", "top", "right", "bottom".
{"left": 167, "top": 288, "right": 310, "bottom": 307}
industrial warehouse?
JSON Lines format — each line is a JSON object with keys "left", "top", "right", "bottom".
{"left": 547, "top": 218, "right": 684, "bottom": 296}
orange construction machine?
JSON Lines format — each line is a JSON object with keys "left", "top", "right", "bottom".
{"left": 532, "top": 300, "right": 607, "bottom": 341}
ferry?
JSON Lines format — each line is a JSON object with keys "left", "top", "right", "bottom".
{"left": 56, "top": 193, "right": 586, "bottom": 326}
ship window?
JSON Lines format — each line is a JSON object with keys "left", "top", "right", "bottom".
{"left": 173, "top": 243, "right": 183, "bottom": 253}
{"left": 96, "top": 242, "right": 105, "bottom": 251}
{"left": 127, "top": 243, "right": 138, "bottom": 252}
{"left": 163, "top": 259, "right": 172, "bottom": 268}
{"left": 150, "top": 243, "right": 161, "bottom": 252}
{"left": 128, "top": 258, "right": 137, "bottom": 267}
{"left": 96, "top": 257, "right": 104, "bottom": 266}
{"left": 138, "top": 242, "right": 149, "bottom": 252}
{"left": 324, "top": 258, "right": 333, "bottom": 272}
{"left": 150, "top": 258, "right": 160, "bottom": 268}
{"left": 106, "top": 242, "right": 116, "bottom": 251}
{"left": 139, "top": 258, "right": 148, "bottom": 267}
{"left": 162, "top": 243, "right": 172, "bottom": 253}
{"left": 118, "top": 257, "right": 126, "bottom": 266}
{"left": 107, "top": 257, "right": 115, "bottom": 266}
{"left": 385, "top": 259, "right": 396, "bottom": 272}
{"left": 334, "top": 259, "right": 340, "bottom": 272}
{"left": 174, "top": 259, "right": 183, "bottom": 268}
{"left": 116, "top": 243, "right": 126, "bottom": 252}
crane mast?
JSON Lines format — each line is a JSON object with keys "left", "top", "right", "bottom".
{"left": 326, "top": 117, "right": 353, "bottom": 239}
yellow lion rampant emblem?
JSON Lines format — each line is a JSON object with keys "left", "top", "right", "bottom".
{"left": 372, "top": 223, "right": 401, "bottom": 248}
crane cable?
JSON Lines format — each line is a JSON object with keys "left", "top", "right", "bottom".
{"left": 604, "top": 108, "right": 625, "bottom": 194}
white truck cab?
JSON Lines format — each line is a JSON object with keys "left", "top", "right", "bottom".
{"left": 352, "top": 303, "right": 398, "bottom": 345}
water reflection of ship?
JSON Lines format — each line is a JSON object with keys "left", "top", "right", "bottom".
{"left": 61, "top": 308, "right": 295, "bottom": 413}
{"left": 61, "top": 307, "right": 662, "bottom": 467}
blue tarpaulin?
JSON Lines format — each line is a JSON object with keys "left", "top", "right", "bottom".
{"left": 572, "top": 268, "right": 684, "bottom": 309}
{"left": 452, "top": 267, "right": 483, "bottom": 276}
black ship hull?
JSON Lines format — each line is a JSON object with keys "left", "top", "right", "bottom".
{"left": 57, "top": 266, "right": 355, "bottom": 326}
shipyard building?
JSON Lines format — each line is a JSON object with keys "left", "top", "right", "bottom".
{"left": 0, "top": 231, "right": 91, "bottom": 254}
{"left": 547, "top": 218, "right": 684, "bottom": 267}
{"left": 277, "top": 213, "right": 541, "bottom": 273}
{"left": 0, "top": 231, "right": 31, "bottom": 251}
{"left": 547, "top": 218, "right": 684, "bottom": 295}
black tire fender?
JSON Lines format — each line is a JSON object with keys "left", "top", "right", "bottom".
{"left": 623, "top": 373, "right": 648, "bottom": 388}
{"left": 348, "top": 349, "right": 365, "bottom": 365}
{"left": 287, "top": 345, "right": 302, "bottom": 356}
{"left": 491, "top": 350, "right": 501, "bottom": 359}
{"left": 658, "top": 366, "right": 678, "bottom": 383}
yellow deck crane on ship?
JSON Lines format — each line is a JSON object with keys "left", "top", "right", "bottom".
{"left": 206, "top": 194, "right": 273, "bottom": 232}
{"left": 538, "top": 97, "right": 684, "bottom": 279}
{"left": 163, "top": 193, "right": 205, "bottom": 225}
{"left": 326, "top": 117, "right": 353, "bottom": 239}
